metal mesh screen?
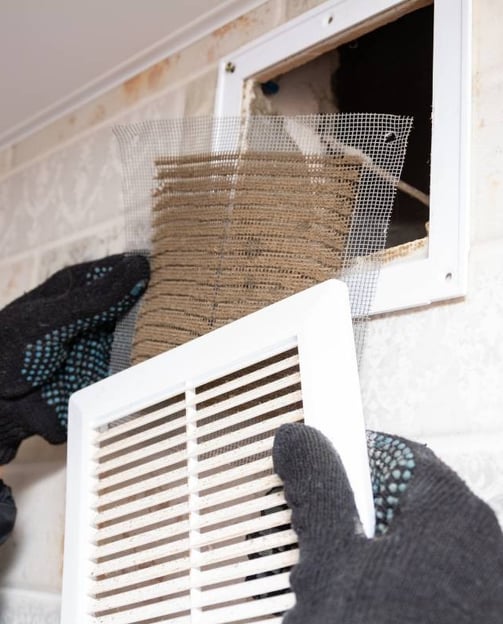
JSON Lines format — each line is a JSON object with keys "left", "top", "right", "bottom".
{"left": 111, "top": 114, "right": 412, "bottom": 370}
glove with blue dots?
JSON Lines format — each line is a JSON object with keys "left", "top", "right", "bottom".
{"left": 0, "top": 253, "right": 150, "bottom": 464}
{"left": 273, "top": 423, "right": 503, "bottom": 624}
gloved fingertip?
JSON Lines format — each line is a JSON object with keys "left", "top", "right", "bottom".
{"left": 107, "top": 254, "right": 150, "bottom": 298}
{"left": 125, "top": 253, "right": 150, "bottom": 278}
{"left": 273, "top": 423, "right": 337, "bottom": 479}
{"left": 272, "top": 423, "right": 311, "bottom": 480}
{"left": 112, "top": 252, "right": 150, "bottom": 275}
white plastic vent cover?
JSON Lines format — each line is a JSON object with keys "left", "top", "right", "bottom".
{"left": 61, "top": 279, "right": 374, "bottom": 624}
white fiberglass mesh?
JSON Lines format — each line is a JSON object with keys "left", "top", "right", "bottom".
{"left": 111, "top": 114, "right": 412, "bottom": 370}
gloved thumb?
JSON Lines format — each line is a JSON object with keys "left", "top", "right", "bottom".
{"left": 273, "top": 423, "right": 362, "bottom": 543}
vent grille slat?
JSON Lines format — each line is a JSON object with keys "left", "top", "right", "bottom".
{"left": 91, "top": 569, "right": 294, "bottom": 617}
{"left": 194, "top": 353, "right": 299, "bottom": 404}
{"left": 97, "top": 453, "right": 188, "bottom": 491}
{"left": 90, "top": 573, "right": 191, "bottom": 613}
{"left": 198, "top": 549, "right": 299, "bottom": 586}
{"left": 197, "top": 490, "right": 288, "bottom": 529}
{"left": 91, "top": 555, "right": 191, "bottom": 595}
{"left": 96, "top": 437, "right": 187, "bottom": 475}
{"left": 197, "top": 457, "right": 272, "bottom": 491}
{"left": 199, "top": 528, "right": 297, "bottom": 567}
{"left": 193, "top": 509, "right": 292, "bottom": 549}
{"left": 95, "top": 412, "right": 186, "bottom": 459}
{"left": 93, "top": 519, "right": 190, "bottom": 560}
{"left": 196, "top": 411, "right": 302, "bottom": 458}
{"left": 95, "top": 592, "right": 192, "bottom": 624}
{"left": 93, "top": 535, "right": 191, "bottom": 577}
{"left": 194, "top": 372, "right": 301, "bottom": 423}
{"left": 196, "top": 390, "right": 302, "bottom": 439}
{"left": 97, "top": 397, "right": 186, "bottom": 443}
{"left": 94, "top": 483, "right": 189, "bottom": 525}
{"left": 197, "top": 473, "right": 282, "bottom": 511}
{"left": 201, "top": 593, "right": 296, "bottom": 624}
{"left": 93, "top": 499, "right": 190, "bottom": 543}
{"left": 199, "top": 571, "right": 291, "bottom": 607}
{"left": 197, "top": 437, "right": 286, "bottom": 474}
{"left": 96, "top": 464, "right": 188, "bottom": 507}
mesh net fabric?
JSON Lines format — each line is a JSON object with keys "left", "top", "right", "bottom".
{"left": 111, "top": 114, "right": 412, "bottom": 370}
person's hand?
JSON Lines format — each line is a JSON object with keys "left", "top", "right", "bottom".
{"left": 0, "top": 480, "right": 16, "bottom": 544}
{"left": 0, "top": 254, "right": 149, "bottom": 464}
{"left": 273, "top": 423, "right": 503, "bottom": 623}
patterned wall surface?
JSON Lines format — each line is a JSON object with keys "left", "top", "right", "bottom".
{"left": 0, "top": 0, "right": 502, "bottom": 621}
{"left": 0, "top": 589, "right": 60, "bottom": 624}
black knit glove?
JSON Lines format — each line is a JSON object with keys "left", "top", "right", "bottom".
{"left": 0, "top": 480, "right": 16, "bottom": 544}
{"left": 273, "top": 423, "right": 503, "bottom": 624}
{"left": 0, "top": 254, "right": 150, "bottom": 464}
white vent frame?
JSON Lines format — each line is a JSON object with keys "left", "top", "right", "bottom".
{"left": 61, "top": 279, "right": 373, "bottom": 623}
{"left": 215, "top": 0, "right": 471, "bottom": 314}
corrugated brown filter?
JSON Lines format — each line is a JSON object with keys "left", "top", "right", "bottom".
{"left": 132, "top": 151, "right": 362, "bottom": 364}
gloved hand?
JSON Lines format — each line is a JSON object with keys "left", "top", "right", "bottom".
{"left": 0, "top": 480, "right": 16, "bottom": 544}
{"left": 0, "top": 253, "right": 150, "bottom": 464}
{"left": 273, "top": 423, "right": 503, "bottom": 624}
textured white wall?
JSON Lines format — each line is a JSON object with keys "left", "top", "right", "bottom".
{"left": 0, "top": 0, "right": 501, "bottom": 621}
{"left": 360, "top": 0, "right": 503, "bottom": 521}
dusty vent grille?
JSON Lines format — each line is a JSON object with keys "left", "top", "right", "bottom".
{"left": 89, "top": 347, "right": 302, "bottom": 623}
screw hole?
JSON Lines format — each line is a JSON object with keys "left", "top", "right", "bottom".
{"left": 384, "top": 131, "right": 397, "bottom": 144}
{"left": 225, "top": 61, "right": 236, "bottom": 73}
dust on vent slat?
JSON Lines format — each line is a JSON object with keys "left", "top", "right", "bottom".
{"left": 96, "top": 436, "right": 186, "bottom": 476}
{"left": 97, "top": 453, "right": 188, "bottom": 492}
{"left": 194, "top": 372, "right": 301, "bottom": 424}
{"left": 198, "top": 549, "right": 298, "bottom": 586}
{"left": 196, "top": 412, "right": 301, "bottom": 459}
{"left": 96, "top": 464, "right": 188, "bottom": 508}
{"left": 97, "top": 395, "right": 185, "bottom": 443}
{"left": 200, "top": 593, "right": 295, "bottom": 624}
{"left": 92, "top": 499, "right": 190, "bottom": 543}
{"left": 93, "top": 518, "right": 190, "bottom": 560}
{"left": 199, "top": 529, "right": 297, "bottom": 568}
{"left": 196, "top": 391, "right": 302, "bottom": 440}
{"left": 90, "top": 572, "right": 191, "bottom": 613}
{"left": 199, "top": 571, "right": 291, "bottom": 607}
{"left": 194, "top": 509, "right": 291, "bottom": 549}
{"left": 95, "top": 412, "right": 186, "bottom": 459}
{"left": 195, "top": 353, "right": 299, "bottom": 405}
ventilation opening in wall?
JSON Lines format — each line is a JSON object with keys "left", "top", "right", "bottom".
{"left": 216, "top": 0, "right": 469, "bottom": 313}
{"left": 246, "top": 4, "right": 433, "bottom": 252}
